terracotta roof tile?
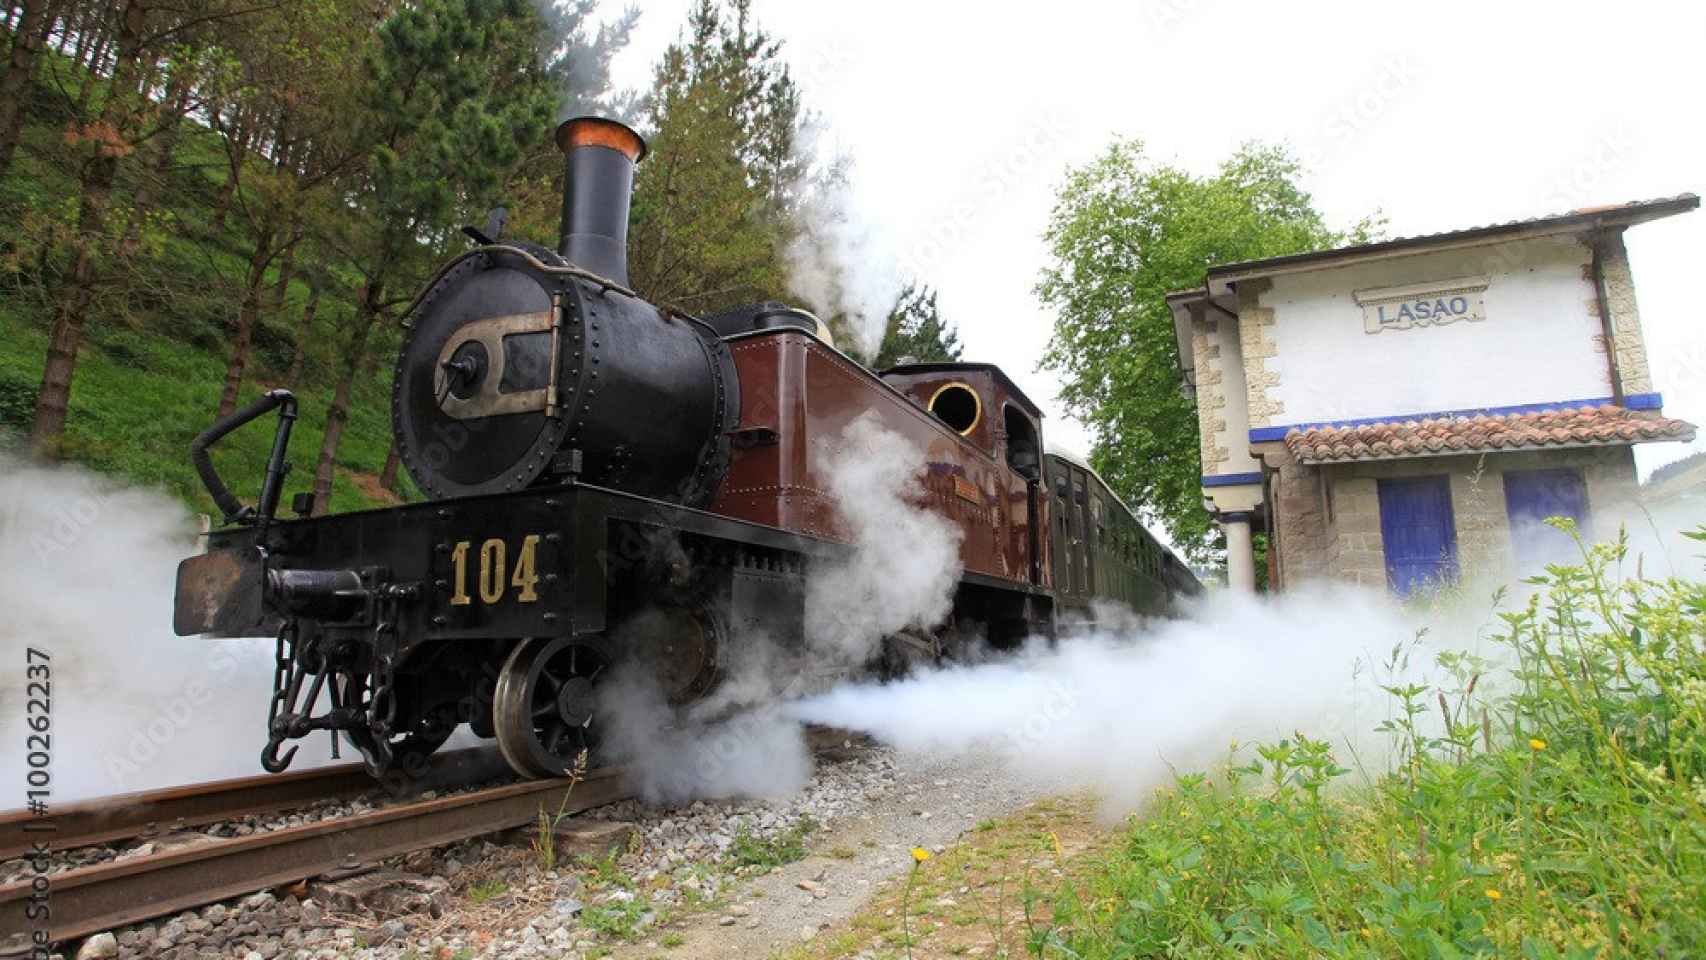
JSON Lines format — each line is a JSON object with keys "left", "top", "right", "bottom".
{"left": 1284, "top": 404, "right": 1697, "bottom": 465}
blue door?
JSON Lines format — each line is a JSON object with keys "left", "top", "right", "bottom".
{"left": 1377, "top": 476, "right": 1459, "bottom": 596}
{"left": 1503, "top": 468, "right": 1589, "bottom": 569}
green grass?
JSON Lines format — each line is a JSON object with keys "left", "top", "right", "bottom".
{"left": 467, "top": 878, "right": 509, "bottom": 904}
{"left": 0, "top": 303, "right": 405, "bottom": 517}
{"left": 0, "top": 48, "right": 413, "bottom": 517}
{"left": 1030, "top": 523, "right": 1706, "bottom": 958}
{"left": 727, "top": 815, "right": 819, "bottom": 869}
{"left": 580, "top": 897, "right": 657, "bottom": 940}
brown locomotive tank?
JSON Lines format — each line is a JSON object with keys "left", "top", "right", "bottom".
{"left": 711, "top": 332, "right": 1050, "bottom": 593}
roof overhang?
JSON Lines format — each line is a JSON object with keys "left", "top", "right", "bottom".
{"left": 1203, "top": 194, "right": 1699, "bottom": 298}
{"left": 1166, "top": 286, "right": 1239, "bottom": 380}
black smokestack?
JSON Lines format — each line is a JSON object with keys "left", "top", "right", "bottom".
{"left": 555, "top": 116, "right": 647, "bottom": 286}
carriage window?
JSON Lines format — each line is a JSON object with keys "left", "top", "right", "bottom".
{"left": 928, "top": 382, "right": 982, "bottom": 435}
{"left": 1004, "top": 404, "right": 1040, "bottom": 479}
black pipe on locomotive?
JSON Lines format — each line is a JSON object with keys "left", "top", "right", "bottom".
{"left": 390, "top": 116, "right": 739, "bottom": 504}
{"left": 556, "top": 117, "right": 644, "bottom": 286}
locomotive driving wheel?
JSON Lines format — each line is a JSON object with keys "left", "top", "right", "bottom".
{"left": 492, "top": 637, "right": 608, "bottom": 778}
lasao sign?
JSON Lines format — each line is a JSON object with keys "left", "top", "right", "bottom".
{"left": 1354, "top": 276, "right": 1489, "bottom": 334}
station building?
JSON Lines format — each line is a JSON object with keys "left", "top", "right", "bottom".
{"left": 1168, "top": 195, "right": 1699, "bottom": 594}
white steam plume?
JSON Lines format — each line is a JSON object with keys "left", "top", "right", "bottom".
{"left": 0, "top": 457, "right": 339, "bottom": 803}
{"left": 594, "top": 662, "right": 813, "bottom": 806}
{"left": 804, "top": 412, "right": 964, "bottom": 664}
{"left": 788, "top": 584, "right": 1471, "bottom": 817}
{"left": 783, "top": 125, "right": 902, "bottom": 358}
{"left": 597, "top": 414, "right": 962, "bottom": 803}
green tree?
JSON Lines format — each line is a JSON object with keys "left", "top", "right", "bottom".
{"left": 873, "top": 282, "right": 960, "bottom": 369}
{"left": 211, "top": 0, "right": 371, "bottom": 417}
{"left": 25, "top": 0, "right": 266, "bottom": 458}
{"left": 307, "top": 0, "right": 555, "bottom": 512}
{"left": 536, "top": 0, "right": 639, "bottom": 119}
{"left": 0, "top": 0, "right": 59, "bottom": 179}
{"left": 1036, "top": 140, "right": 1378, "bottom": 561}
{"left": 626, "top": 0, "right": 802, "bottom": 312}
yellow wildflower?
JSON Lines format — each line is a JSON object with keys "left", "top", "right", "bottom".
{"left": 1529, "top": 738, "right": 1547, "bottom": 751}
{"left": 1484, "top": 889, "right": 1502, "bottom": 901}
{"left": 911, "top": 847, "right": 931, "bottom": 864}
{"left": 1360, "top": 928, "right": 1372, "bottom": 939}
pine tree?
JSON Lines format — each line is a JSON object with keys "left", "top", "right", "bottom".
{"left": 873, "top": 283, "right": 962, "bottom": 369}
{"left": 626, "top": 0, "right": 804, "bottom": 313}
{"left": 309, "top": 0, "right": 556, "bottom": 513}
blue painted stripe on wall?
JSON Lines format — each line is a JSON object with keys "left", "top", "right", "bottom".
{"left": 1248, "top": 393, "right": 1666, "bottom": 443}
{"left": 1202, "top": 472, "right": 1264, "bottom": 487}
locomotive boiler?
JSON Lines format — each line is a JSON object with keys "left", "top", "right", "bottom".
{"left": 174, "top": 117, "right": 1198, "bottom": 781}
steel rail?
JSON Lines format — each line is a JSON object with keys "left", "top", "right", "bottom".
{"left": 0, "top": 747, "right": 505, "bottom": 861}
{"left": 0, "top": 768, "right": 627, "bottom": 952}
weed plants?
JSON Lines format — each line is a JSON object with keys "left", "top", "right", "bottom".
{"left": 1030, "top": 525, "right": 1706, "bottom": 958}
{"left": 530, "top": 749, "right": 589, "bottom": 872}
{"left": 728, "top": 815, "right": 819, "bottom": 869}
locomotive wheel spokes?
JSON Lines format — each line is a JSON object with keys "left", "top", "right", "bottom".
{"left": 493, "top": 637, "right": 606, "bottom": 779}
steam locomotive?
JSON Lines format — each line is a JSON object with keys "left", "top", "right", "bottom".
{"left": 173, "top": 117, "right": 1200, "bottom": 781}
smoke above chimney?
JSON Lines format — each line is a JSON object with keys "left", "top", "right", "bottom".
{"left": 555, "top": 116, "right": 646, "bottom": 286}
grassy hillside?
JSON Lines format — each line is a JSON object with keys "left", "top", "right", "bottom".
{"left": 0, "top": 52, "right": 413, "bottom": 518}
{"left": 0, "top": 304, "right": 403, "bottom": 518}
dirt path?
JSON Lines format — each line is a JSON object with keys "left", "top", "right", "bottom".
{"left": 606, "top": 750, "right": 1055, "bottom": 960}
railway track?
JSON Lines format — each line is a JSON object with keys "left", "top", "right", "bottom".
{"left": 0, "top": 727, "right": 862, "bottom": 952}
{"left": 0, "top": 746, "right": 507, "bottom": 862}
{"left": 0, "top": 765, "right": 627, "bottom": 952}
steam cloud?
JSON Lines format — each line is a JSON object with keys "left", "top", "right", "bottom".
{"left": 787, "top": 586, "right": 1442, "bottom": 815}
{"left": 783, "top": 124, "right": 903, "bottom": 359}
{"left": 0, "top": 457, "right": 338, "bottom": 803}
{"left": 787, "top": 498, "right": 1706, "bottom": 816}
{"left": 805, "top": 412, "right": 965, "bottom": 663}
{"left": 598, "top": 414, "right": 963, "bottom": 803}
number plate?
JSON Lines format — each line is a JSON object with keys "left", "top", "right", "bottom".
{"left": 445, "top": 534, "right": 544, "bottom": 607}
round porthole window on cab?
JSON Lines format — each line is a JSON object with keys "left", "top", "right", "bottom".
{"left": 928, "top": 382, "right": 981, "bottom": 435}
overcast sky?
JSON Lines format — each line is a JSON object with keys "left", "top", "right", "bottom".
{"left": 609, "top": 0, "right": 1704, "bottom": 479}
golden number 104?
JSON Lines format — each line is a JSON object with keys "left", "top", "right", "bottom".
{"left": 448, "top": 534, "right": 541, "bottom": 605}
